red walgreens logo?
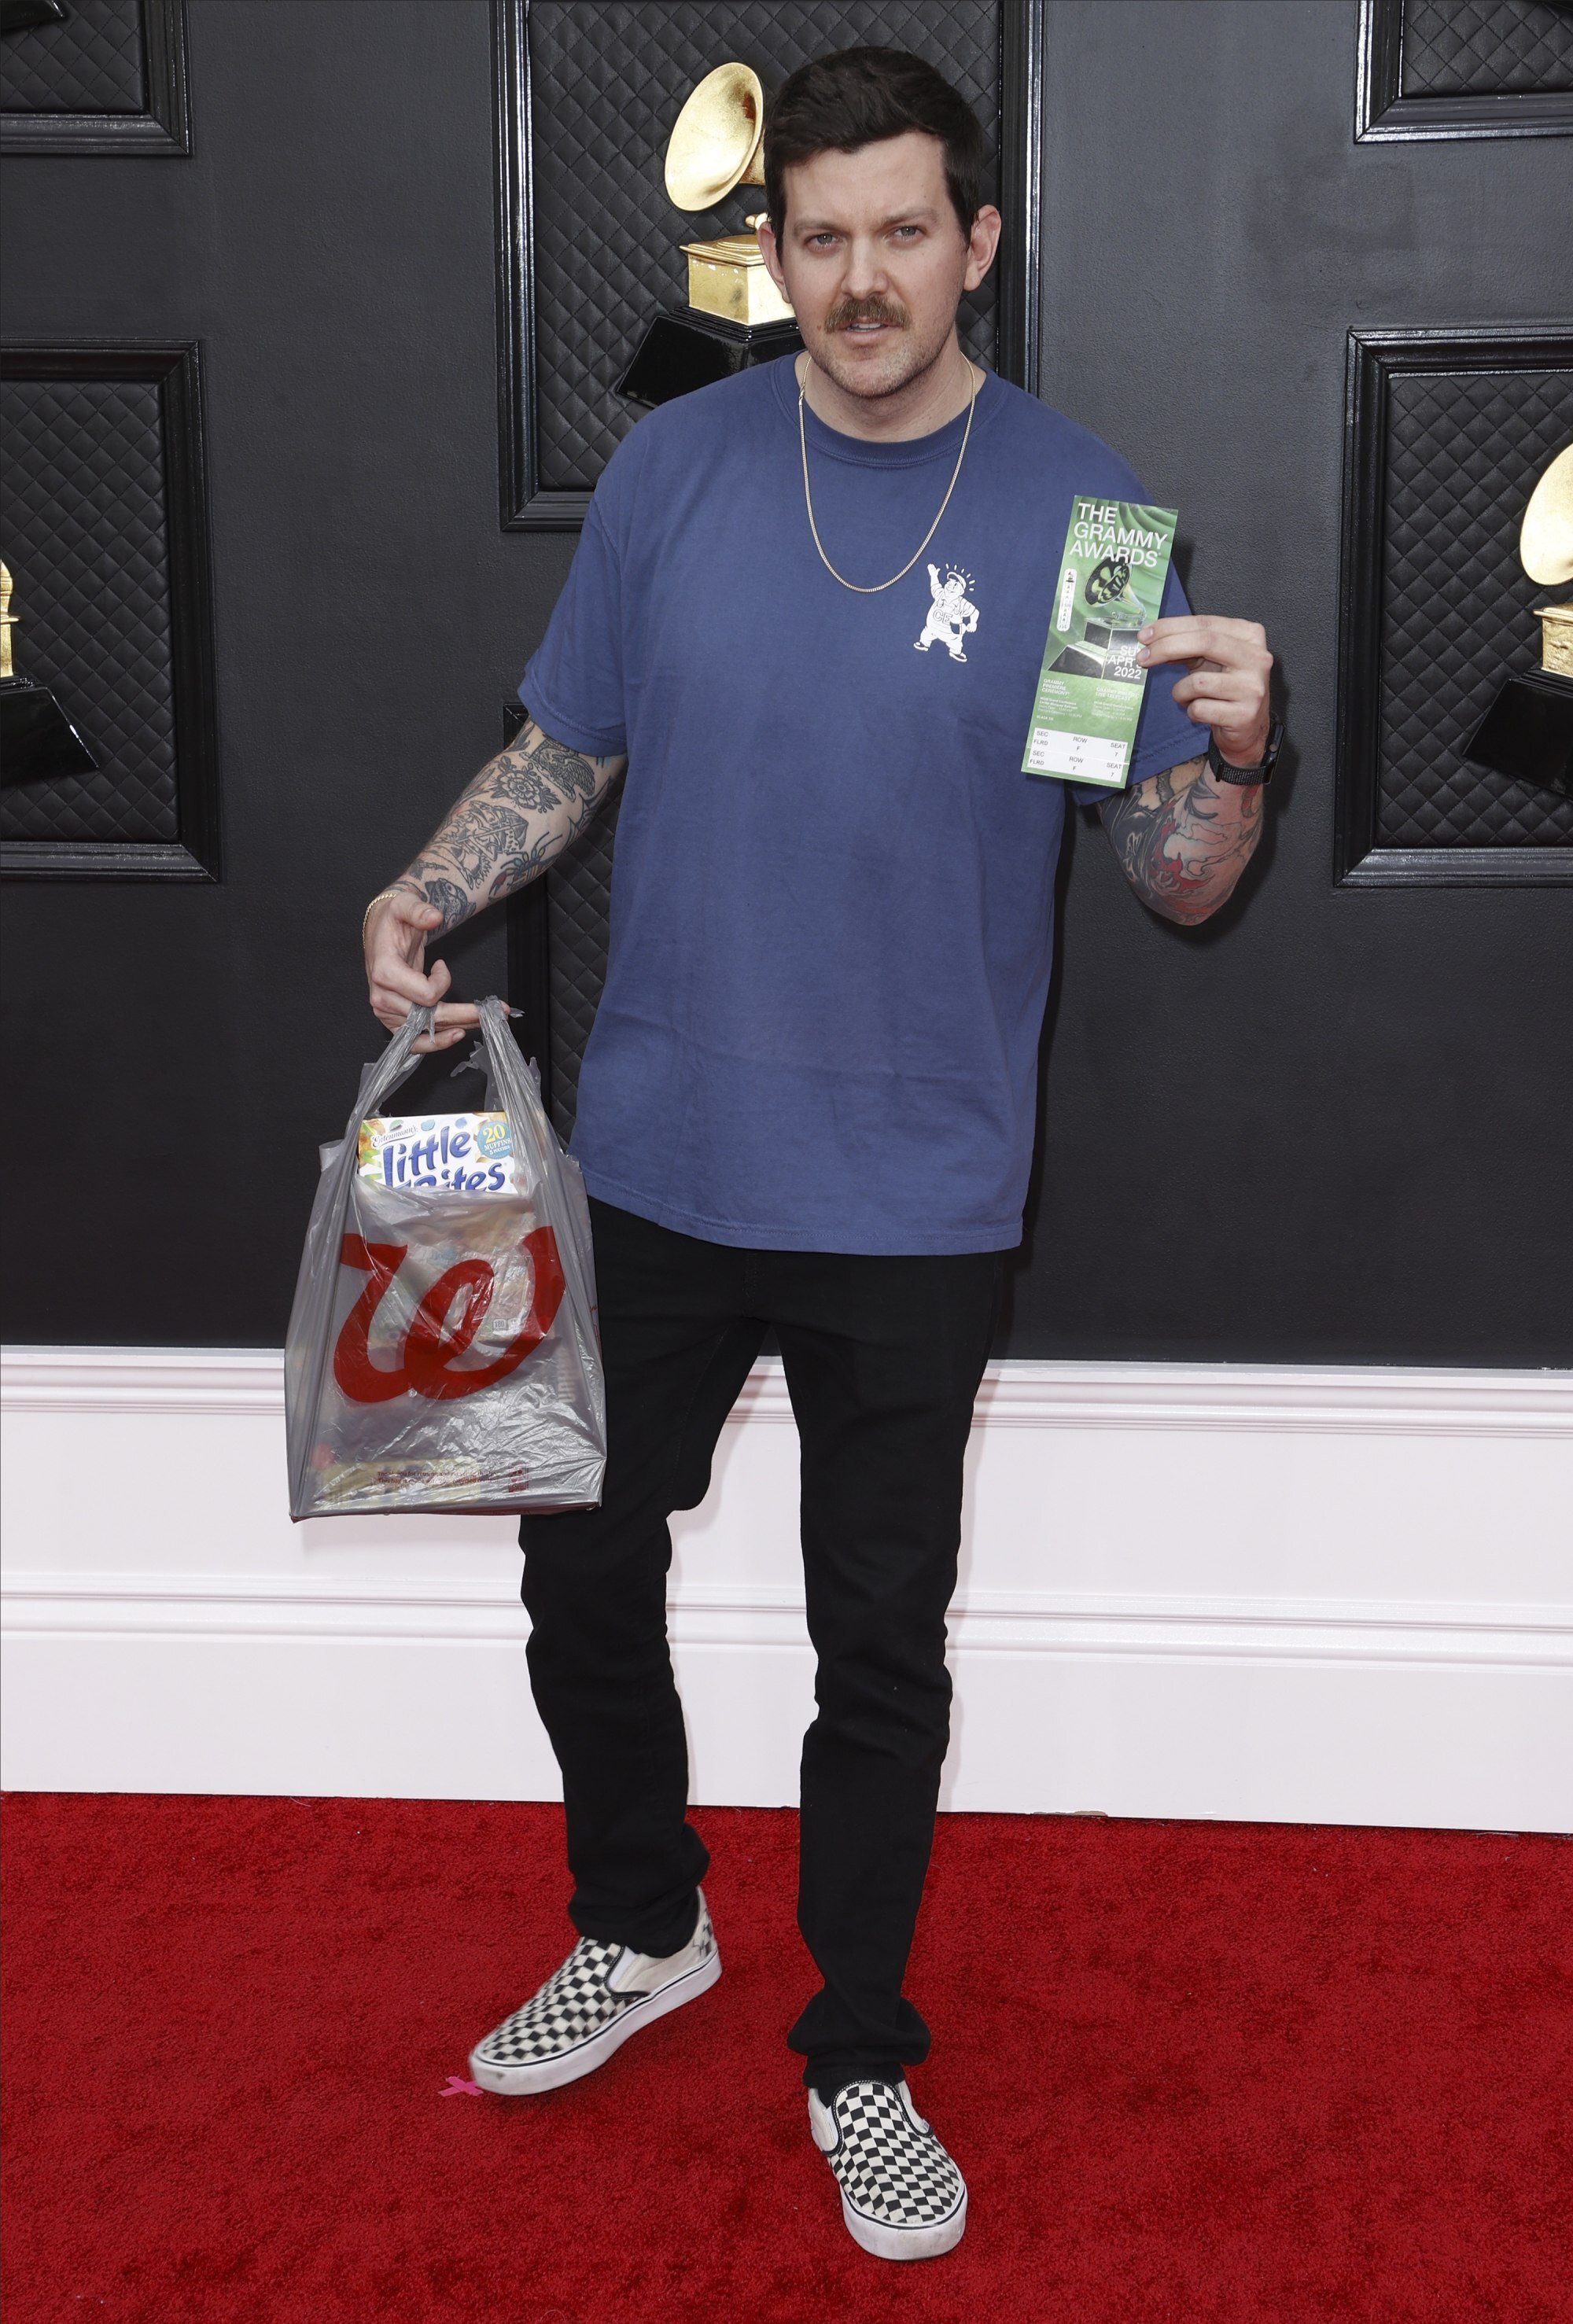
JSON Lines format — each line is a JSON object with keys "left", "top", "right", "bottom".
{"left": 333, "top": 1228, "right": 565, "bottom": 1403}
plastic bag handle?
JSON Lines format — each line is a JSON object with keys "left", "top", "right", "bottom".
{"left": 347, "top": 1003, "right": 434, "bottom": 1132}
{"left": 287, "top": 1003, "right": 435, "bottom": 1491}
{"left": 471, "top": 995, "right": 600, "bottom": 1360}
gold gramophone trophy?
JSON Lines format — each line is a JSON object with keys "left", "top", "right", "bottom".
{"left": 0, "top": 560, "right": 98, "bottom": 786}
{"left": 617, "top": 62, "right": 801, "bottom": 411}
{"left": 1464, "top": 442, "right": 1573, "bottom": 800}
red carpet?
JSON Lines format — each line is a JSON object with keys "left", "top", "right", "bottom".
{"left": 2, "top": 1796, "right": 1568, "bottom": 2323}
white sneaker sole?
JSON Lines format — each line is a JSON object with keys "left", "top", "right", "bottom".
{"left": 467, "top": 1946, "right": 721, "bottom": 2096}
{"left": 839, "top": 2189, "right": 967, "bottom": 2263}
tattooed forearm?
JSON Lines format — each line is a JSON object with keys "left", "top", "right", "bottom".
{"left": 389, "top": 720, "right": 626, "bottom": 935}
{"left": 1100, "top": 754, "right": 1265, "bottom": 927}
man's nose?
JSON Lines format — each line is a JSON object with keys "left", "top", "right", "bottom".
{"left": 839, "top": 236, "right": 890, "bottom": 299}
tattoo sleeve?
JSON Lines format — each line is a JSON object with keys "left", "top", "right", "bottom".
{"left": 1099, "top": 754, "right": 1265, "bottom": 927}
{"left": 389, "top": 722, "right": 627, "bottom": 934}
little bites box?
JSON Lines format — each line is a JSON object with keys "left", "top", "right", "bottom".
{"left": 1022, "top": 497, "right": 1178, "bottom": 790}
{"left": 355, "top": 1112, "right": 517, "bottom": 1195}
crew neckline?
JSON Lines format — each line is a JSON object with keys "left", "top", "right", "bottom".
{"left": 769, "top": 352, "right": 1001, "bottom": 468}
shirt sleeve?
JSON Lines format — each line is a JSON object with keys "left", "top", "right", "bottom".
{"left": 1071, "top": 560, "right": 1210, "bottom": 807}
{"left": 516, "top": 491, "right": 628, "bottom": 757}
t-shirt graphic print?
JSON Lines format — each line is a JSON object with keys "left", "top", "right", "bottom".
{"left": 914, "top": 563, "right": 980, "bottom": 662}
{"left": 519, "top": 357, "right": 1203, "bottom": 1256}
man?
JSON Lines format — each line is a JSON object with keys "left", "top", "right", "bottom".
{"left": 363, "top": 49, "right": 1275, "bottom": 2263}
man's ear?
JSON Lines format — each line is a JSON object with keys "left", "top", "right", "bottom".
{"left": 756, "top": 215, "right": 788, "bottom": 296}
{"left": 963, "top": 204, "right": 1002, "bottom": 294}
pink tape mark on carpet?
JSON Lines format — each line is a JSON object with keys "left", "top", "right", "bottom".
{"left": 440, "top": 2076, "right": 484, "bottom": 2097}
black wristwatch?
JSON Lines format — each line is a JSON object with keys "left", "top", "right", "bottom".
{"left": 1206, "top": 716, "right": 1283, "bottom": 787}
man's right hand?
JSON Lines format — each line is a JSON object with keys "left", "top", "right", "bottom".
{"left": 364, "top": 886, "right": 480, "bottom": 1054}
{"left": 361, "top": 722, "right": 623, "bottom": 1055}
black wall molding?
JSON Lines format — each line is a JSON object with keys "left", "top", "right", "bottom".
{"left": 1335, "top": 326, "right": 1573, "bottom": 889}
{"left": 494, "top": 0, "right": 1044, "bottom": 531}
{"left": 1355, "top": 0, "right": 1573, "bottom": 142}
{"left": 500, "top": 694, "right": 627, "bottom": 1144}
{"left": 0, "top": 341, "right": 219, "bottom": 882}
{"left": 0, "top": 0, "right": 190, "bottom": 157}
{"left": 501, "top": 698, "right": 553, "bottom": 1114}
{"left": 994, "top": 0, "right": 1042, "bottom": 403}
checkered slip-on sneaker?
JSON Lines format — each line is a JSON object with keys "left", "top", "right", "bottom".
{"left": 808, "top": 2078, "right": 967, "bottom": 2261}
{"left": 468, "top": 1892, "right": 719, "bottom": 2096}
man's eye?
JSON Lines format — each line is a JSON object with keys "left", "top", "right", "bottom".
{"left": 892, "top": 226, "right": 922, "bottom": 241}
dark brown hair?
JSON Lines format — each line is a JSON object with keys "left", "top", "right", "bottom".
{"left": 763, "top": 48, "right": 985, "bottom": 242}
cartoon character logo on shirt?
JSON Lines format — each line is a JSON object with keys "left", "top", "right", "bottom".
{"left": 914, "top": 565, "right": 980, "bottom": 663}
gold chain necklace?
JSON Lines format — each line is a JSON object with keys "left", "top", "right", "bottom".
{"left": 798, "top": 353, "right": 979, "bottom": 595}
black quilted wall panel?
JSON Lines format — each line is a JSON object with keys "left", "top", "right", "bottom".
{"left": 1377, "top": 368, "right": 1573, "bottom": 848}
{"left": 0, "top": 0, "right": 146, "bottom": 115}
{"left": 1401, "top": 0, "right": 1573, "bottom": 98}
{"left": 2, "top": 0, "right": 1568, "bottom": 1359}
{"left": 0, "top": 377, "right": 177, "bottom": 845}
{"left": 525, "top": 0, "right": 1000, "bottom": 495}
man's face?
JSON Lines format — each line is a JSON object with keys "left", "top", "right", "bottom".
{"left": 758, "top": 131, "right": 1000, "bottom": 403}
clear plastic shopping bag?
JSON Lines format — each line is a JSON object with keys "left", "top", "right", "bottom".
{"left": 285, "top": 996, "right": 606, "bottom": 1518}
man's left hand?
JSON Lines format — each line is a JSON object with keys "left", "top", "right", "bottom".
{"left": 1136, "top": 616, "right": 1273, "bottom": 765}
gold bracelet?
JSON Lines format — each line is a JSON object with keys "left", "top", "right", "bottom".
{"left": 362, "top": 886, "right": 409, "bottom": 942}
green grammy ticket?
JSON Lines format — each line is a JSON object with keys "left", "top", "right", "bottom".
{"left": 1022, "top": 496, "right": 1179, "bottom": 789}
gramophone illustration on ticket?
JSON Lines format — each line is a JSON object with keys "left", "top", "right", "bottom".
{"left": 617, "top": 62, "right": 802, "bottom": 410}
{"left": 1464, "top": 442, "right": 1573, "bottom": 801}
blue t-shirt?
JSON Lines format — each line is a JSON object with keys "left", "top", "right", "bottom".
{"left": 519, "top": 357, "right": 1203, "bottom": 1255}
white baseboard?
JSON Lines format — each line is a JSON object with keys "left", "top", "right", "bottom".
{"left": 4, "top": 1348, "right": 1571, "bottom": 1829}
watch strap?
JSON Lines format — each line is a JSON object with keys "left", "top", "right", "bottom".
{"left": 1207, "top": 716, "right": 1281, "bottom": 786}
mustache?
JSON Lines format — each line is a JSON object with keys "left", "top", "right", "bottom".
{"left": 824, "top": 296, "right": 908, "bottom": 332}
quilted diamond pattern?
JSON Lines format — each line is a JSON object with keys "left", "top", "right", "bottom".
{"left": 528, "top": 0, "right": 1001, "bottom": 492}
{"left": 1377, "top": 366, "right": 1573, "bottom": 848}
{"left": 0, "top": 378, "right": 178, "bottom": 845}
{"left": 0, "top": 0, "right": 146, "bottom": 114}
{"left": 1399, "top": 0, "right": 1573, "bottom": 98}
{"left": 547, "top": 783, "right": 624, "bottom": 1140}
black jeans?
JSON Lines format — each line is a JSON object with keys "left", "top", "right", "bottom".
{"left": 519, "top": 1196, "right": 1000, "bottom": 2097}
